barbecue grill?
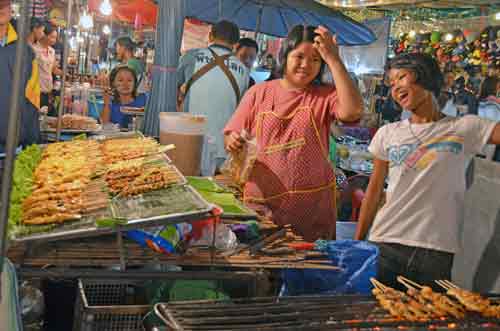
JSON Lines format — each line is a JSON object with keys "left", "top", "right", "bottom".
{"left": 154, "top": 295, "right": 500, "bottom": 331}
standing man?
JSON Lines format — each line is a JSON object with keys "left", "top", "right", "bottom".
{"left": 234, "top": 37, "right": 257, "bottom": 87}
{"left": 0, "top": 0, "right": 41, "bottom": 172}
{"left": 0, "top": 0, "right": 40, "bottom": 184}
{"left": 177, "top": 20, "right": 250, "bottom": 171}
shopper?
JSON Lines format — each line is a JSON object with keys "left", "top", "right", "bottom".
{"left": 115, "top": 36, "right": 144, "bottom": 81}
{"left": 177, "top": 20, "right": 250, "bottom": 170}
{"left": 224, "top": 25, "right": 362, "bottom": 241}
{"left": 234, "top": 37, "right": 258, "bottom": 87}
{"left": 354, "top": 53, "right": 500, "bottom": 289}
{"left": 478, "top": 76, "right": 500, "bottom": 161}
{"left": 33, "top": 22, "right": 62, "bottom": 116}
{"left": 27, "top": 17, "right": 44, "bottom": 47}
{"left": 0, "top": 0, "right": 40, "bottom": 154}
{"left": 101, "top": 65, "right": 146, "bottom": 129}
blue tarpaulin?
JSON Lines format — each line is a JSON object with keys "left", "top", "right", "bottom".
{"left": 143, "top": 0, "right": 185, "bottom": 137}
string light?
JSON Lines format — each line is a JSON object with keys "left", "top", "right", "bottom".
{"left": 103, "top": 24, "right": 111, "bottom": 35}
{"left": 99, "top": 0, "right": 112, "bottom": 16}
{"left": 79, "top": 10, "right": 94, "bottom": 29}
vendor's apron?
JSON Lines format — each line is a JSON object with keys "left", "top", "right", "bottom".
{"left": 244, "top": 89, "right": 337, "bottom": 241}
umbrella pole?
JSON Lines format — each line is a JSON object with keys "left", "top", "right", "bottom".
{"left": 0, "top": 0, "right": 30, "bottom": 300}
{"left": 255, "top": 4, "right": 263, "bottom": 39}
{"left": 56, "top": 0, "right": 74, "bottom": 141}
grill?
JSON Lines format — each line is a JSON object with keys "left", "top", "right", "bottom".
{"left": 73, "top": 279, "right": 151, "bottom": 331}
{"left": 155, "top": 295, "right": 500, "bottom": 331}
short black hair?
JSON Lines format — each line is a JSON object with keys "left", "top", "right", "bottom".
{"left": 235, "top": 37, "right": 258, "bottom": 53}
{"left": 211, "top": 20, "right": 240, "bottom": 45}
{"left": 109, "top": 65, "right": 138, "bottom": 101}
{"left": 30, "top": 17, "right": 44, "bottom": 32}
{"left": 115, "top": 36, "right": 136, "bottom": 52}
{"left": 386, "top": 53, "right": 443, "bottom": 98}
{"left": 44, "top": 22, "right": 56, "bottom": 36}
{"left": 278, "top": 25, "right": 325, "bottom": 83}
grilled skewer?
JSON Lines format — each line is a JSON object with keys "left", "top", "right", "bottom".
{"left": 436, "top": 280, "right": 500, "bottom": 317}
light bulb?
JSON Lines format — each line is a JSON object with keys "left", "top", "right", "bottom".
{"left": 496, "top": 11, "right": 500, "bottom": 20}
{"left": 409, "top": 30, "right": 416, "bottom": 38}
{"left": 445, "top": 33, "right": 453, "bottom": 42}
{"left": 79, "top": 11, "right": 93, "bottom": 29}
{"left": 103, "top": 25, "right": 111, "bottom": 35}
{"left": 100, "top": 0, "right": 112, "bottom": 16}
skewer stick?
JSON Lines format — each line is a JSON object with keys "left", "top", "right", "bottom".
{"left": 397, "top": 276, "right": 423, "bottom": 290}
{"left": 370, "top": 278, "right": 389, "bottom": 292}
{"left": 441, "top": 280, "right": 459, "bottom": 288}
{"left": 435, "top": 280, "right": 452, "bottom": 290}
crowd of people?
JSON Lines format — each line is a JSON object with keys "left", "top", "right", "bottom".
{"left": 2, "top": 0, "right": 500, "bottom": 290}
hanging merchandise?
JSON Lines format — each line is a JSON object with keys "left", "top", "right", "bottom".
{"left": 30, "top": 0, "right": 49, "bottom": 19}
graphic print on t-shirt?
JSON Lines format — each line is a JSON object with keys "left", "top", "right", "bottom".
{"left": 388, "top": 134, "right": 464, "bottom": 171}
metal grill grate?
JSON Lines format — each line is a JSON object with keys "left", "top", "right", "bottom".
{"left": 156, "top": 295, "right": 500, "bottom": 331}
{"left": 73, "top": 279, "right": 150, "bottom": 331}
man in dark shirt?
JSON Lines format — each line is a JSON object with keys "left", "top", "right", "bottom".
{"left": 0, "top": 0, "right": 40, "bottom": 155}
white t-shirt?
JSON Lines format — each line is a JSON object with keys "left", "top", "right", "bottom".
{"left": 368, "top": 115, "right": 496, "bottom": 253}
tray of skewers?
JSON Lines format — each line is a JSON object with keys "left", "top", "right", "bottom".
{"left": 371, "top": 276, "right": 500, "bottom": 323}
{"left": 8, "top": 137, "right": 211, "bottom": 243}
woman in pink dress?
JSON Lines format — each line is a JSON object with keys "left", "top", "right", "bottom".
{"left": 224, "top": 25, "right": 362, "bottom": 241}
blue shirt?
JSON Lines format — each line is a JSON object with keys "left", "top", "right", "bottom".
{"left": 110, "top": 93, "right": 147, "bottom": 128}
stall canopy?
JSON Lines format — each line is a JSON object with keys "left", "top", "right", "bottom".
{"left": 184, "top": 0, "right": 376, "bottom": 45}
{"left": 88, "top": 0, "right": 157, "bottom": 27}
{"left": 89, "top": 0, "right": 376, "bottom": 45}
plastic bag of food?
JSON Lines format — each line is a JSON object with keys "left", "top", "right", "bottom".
{"left": 221, "top": 129, "right": 258, "bottom": 186}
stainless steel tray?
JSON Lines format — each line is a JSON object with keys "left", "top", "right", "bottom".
{"left": 11, "top": 185, "right": 213, "bottom": 243}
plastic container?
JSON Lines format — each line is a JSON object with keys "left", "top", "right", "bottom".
{"left": 201, "top": 135, "right": 217, "bottom": 176}
{"left": 336, "top": 221, "right": 357, "bottom": 240}
{"left": 159, "top": 112, "right": 207, "bottom": 176}
{"left": 87, "top": 97, "right": 104, "bottom": 120}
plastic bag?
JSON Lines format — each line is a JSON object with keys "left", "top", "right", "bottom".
{"left": 221, "top": 129, "right": 258, "bottom": 186}
{"left": 19, "top": 281, "right": 45, "bottom": 327}
{"left": 126, "top": 223, "right": 192, "bottom": 255}
{"left": 280, "top": 240, "right": 378, "bottom": 296}
{"left": 190, "top": 222, "right": 238, "bottom": 251}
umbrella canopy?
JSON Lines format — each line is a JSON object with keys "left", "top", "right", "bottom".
{"left": 185, "top": 0, "right": 376, "bottom": 45}
{"left": 143, "top": 0, "right": 185, "bottom": 136}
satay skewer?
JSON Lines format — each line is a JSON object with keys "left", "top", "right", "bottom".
{"left": 436, "top": 280, "right": 497, "bottom": 317}
{"left": 397, "top": 276, "right": 465, "bottom": 319}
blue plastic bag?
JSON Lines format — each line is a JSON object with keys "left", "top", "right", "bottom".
{"left": 280, "top": 240, "right": 378, "bottom": 296}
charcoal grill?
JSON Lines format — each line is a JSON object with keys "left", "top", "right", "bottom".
{"left": 154, "top": 295, "right": 500, "bottom": 331}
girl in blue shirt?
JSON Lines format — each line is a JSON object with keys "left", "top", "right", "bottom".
{"left": 101, "top": 65, "right": 146, "bottom": 128}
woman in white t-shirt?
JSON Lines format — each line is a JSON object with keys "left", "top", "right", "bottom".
{"left": 354, "top": 53, "right": 500, "bottom": 289}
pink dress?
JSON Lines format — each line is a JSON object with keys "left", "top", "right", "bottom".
{"left": 224, "top": 80, "right": 338, "bottom": 241}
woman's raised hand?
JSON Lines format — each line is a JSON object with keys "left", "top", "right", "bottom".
{"left": 313, "top": 25, "right": 340, "bottom": 64}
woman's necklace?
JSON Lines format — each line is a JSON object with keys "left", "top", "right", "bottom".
{"left": 407, "top": 113, "right": 443, "bottom": 146}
